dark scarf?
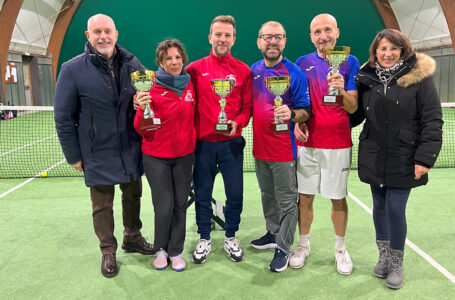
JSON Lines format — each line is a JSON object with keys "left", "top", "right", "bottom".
{"left": 375, "top": 58, "right": 404, "bottom": 86}
{"left": 156, "top": 67, "right": 190, "bottom": 96}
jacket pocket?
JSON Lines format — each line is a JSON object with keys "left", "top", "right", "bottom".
{"left": 359, "top": 127, "right": 369, "bottom": 140}
{"left": 398, "top": 129, "right": 418, "bottom": 146}
{"left": 89, "top": 106, "right": 96, "bottom": 153}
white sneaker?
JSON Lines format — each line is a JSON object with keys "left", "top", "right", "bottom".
{"left": 335, "top": 248, "right": 353, "bottom": 275}
{"left": 224, "top": 237, "right": 244, "bottom": 262}
{"left": 192, "top": 239, "right": 211, "bottom": 264}
{"left": 289, "top": 243, "right": 310, "bottom": 269}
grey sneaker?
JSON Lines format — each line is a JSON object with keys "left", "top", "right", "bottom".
{"left": 386, "top": 249, "right": 404, "bottom": 289}
{"left": 374, "top": 240, "right": 390, "bottom": 278}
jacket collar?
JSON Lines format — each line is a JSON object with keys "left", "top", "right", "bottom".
{"left": 209, "top": 49, "right": 232, "bottom": 63}
{"left": 85, "top": 42, "right": 133, "bottom": 67}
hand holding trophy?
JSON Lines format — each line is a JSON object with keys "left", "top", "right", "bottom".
{"left": 131, "top": 70, "right": 161, "bottom": 131}
{"left": 265, "top": 76, "right": 291, "bottom": 135}
{"left": 322, "top": 46, "right": 350, "bottom": 106}
{"left": 211, "top": 79, "right": 235, "bottom": 134}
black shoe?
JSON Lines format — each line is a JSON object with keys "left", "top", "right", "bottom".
{"left": 122, "top": 237, "right": 156, "bottom": 255}
{"left": 101, "top": 253, "right": 118, "bottom": 278}
{"left": 251, "top": 232, "right": 277, "bottom": 250}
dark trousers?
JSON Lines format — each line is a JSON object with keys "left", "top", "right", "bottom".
{"left": 90, "top": 178, "right": 143, "bottom": 254}
{"left": 143, "top": 153, "right": 194, "bottom": 256}
{"left": 371, "top": 185, "right": 411, "bottom": 250}
{"left": 193, "top": 137, "right": 245, "bottom": 239}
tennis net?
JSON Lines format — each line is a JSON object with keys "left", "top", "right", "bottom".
{"left": 0, "top": 104, "right": 454, "bottom": 178}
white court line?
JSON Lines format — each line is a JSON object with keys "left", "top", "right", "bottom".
{"left": 0, "top": 159, "right": 66, "bottom": 200}
{"left": 348, "top": 191, "right": 455, "bottom": 285}
{"left": 0, "top": 134, "right": 58, "bottom": 157}
{"left": 443, "top": 130, "right": 455, "bottom": 135}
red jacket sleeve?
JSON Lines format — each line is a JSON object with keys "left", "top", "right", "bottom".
{"left": 234, "top": 69, "right": 252, "bottom": 129}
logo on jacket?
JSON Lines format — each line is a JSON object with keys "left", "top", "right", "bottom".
{"left": 185, "top": 90, "right": 194, "bottom": 101}
{"left": 161, "top": 91, "right": 168, "bottom": 96}
{"left": 202, "top": 73, "right": 210, "bottom": 76}
{"left": 306, "top": 66, "right": 315, "bottom": 72}
{"left": 226, "top": 74, "right": 236, "bottom": 85}
{"left": 254, "top": 75, "right": 261, "bottom": 80}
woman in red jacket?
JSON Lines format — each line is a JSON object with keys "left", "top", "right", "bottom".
{"left": 134, "top": 39, "right": 196, "bottom": 271}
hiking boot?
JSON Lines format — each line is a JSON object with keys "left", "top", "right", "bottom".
{"left": 153, "top": 249, "right": 168, "bottom": 270}
{"left": 251, "top": 232, "right": 277, "bottom": 250}
{"left": 335, "top": 248, "right": 353, "bottom": 275}
{"left": 192, "top": 239, "right": 211, "bottom": 264}
{"left": 386, "top": 249, "right": 404, "bottom": 289}
{"left": 289, "top": 243, "right": 310, "bottom": 269}
{"left": 101, "top": 253, "right": 118, "bottom": 278}
{"left": 270, "top": 247, "right": 290, "bottom": 272}
{"left": 224, "top": 237, "right": 244, "bottom": 262}
{"left": 374, "top": 240, "right": 390, "bottom": 278}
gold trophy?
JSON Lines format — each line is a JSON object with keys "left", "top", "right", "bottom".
{"left": 130, "top": 70, "right": 161, "bottom": 131}
{"left": 265, "top": 76, "right": 291, "bottom": 135}
{"left": 211, "top": 79, "right": 235, "bottom": 134}
{"left": 322, "top": 46, "right": 350, "bottom": 106}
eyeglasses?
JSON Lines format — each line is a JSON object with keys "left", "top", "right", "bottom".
{"left": 376, "top": 46, "right": 402, "bottom": 53}
{"left": 259, "top": 34, "right": 286, "bottom": 42}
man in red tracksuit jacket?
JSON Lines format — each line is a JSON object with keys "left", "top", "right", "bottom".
{"left": 186, "top": 15, "right": 252, "bottom": 265}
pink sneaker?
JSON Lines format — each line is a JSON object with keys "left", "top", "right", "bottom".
{"left": 169, "top": 255, "right": 186, "bottom": 272}
{"left": 153, "top": 250, "right": 168, "bottom": 270}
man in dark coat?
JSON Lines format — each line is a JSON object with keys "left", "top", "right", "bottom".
{"left": 54, "top": 14, "right": 154, "bottom": 278}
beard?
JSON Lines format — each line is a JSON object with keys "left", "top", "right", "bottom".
{"left": 213, "top": 43, "right": 230, "bottom": 57}
{"left": 261, "top": 45, "right": 283, "bottom": 62}
{"left": 94, "top": 39, "right": 114, "bottom": 58}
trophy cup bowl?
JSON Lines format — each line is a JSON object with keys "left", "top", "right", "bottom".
{"left": 322, "top": 46, "right": 350, "bottom": 106}
{"left": 265, "top": 76, "right": 291, "bottom": 135}
{"left": 211, "top": 79, "right": 235, "bottom": 134}
{"left": 130, "top": 70, "right": 161, "bottom": 131}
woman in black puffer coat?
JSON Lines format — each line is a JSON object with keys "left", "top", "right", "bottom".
{"left": 355, "top": 29, "right": 443, "bottom": 290}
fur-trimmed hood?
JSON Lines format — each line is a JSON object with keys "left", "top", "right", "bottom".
{"left": 397, "top": 53, "right": 436, "bottom": 87}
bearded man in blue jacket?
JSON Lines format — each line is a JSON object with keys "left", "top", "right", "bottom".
{"left": 54, "top": 14, "right": 154, "bottom": 278}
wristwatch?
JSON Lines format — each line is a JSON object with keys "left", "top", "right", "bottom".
{"left": 290, "top": 109, "right": 296, "bottom": 120}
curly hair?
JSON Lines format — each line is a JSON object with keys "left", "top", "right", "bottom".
{"left": 155, "top": 39, "right": 188, "bottom": 67}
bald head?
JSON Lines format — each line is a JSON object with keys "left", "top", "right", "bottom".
{"left": 258, "top": 21, "right": 286, "bottom": 37}
{"left": 310, "top": 13, "right": 337, "bottom": 32}
{"left": 309, "top": 13, "right": 340, "bottom": 57}
{"left": 87, "top": 14, "right": 116, "bottom": 31}
{"left": 85, "top": 14, "right": 118, "bottom": 59}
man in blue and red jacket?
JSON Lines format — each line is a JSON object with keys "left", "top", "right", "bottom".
{"left": 186, "top": 15, "right": 252, "bottom": 264}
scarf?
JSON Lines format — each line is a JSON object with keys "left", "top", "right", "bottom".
{"left": 156, "top": 67, "right": 190, "bottom": 96}
{"left": 375, "top": 58, "right": 404, "bottom": 86}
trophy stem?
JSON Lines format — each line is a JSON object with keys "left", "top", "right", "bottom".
{"left": 144, "top": 104, "right": 154, "bottom": 119}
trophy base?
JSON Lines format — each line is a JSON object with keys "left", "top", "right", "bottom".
{"left": 215, "top": 123, "right": 232, "bottom": 134}
{"left": 139, "top": 118, "right": 162, "bottom": 131}
{"left": 322, "top": 95, "right": 343, "bottom": 106}
{"left": 269, "top": 122, "right": 290, "bottom": 135}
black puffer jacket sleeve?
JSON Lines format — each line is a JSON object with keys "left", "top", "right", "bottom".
{"left": 414, "top": 76, "right": 443, "bottom": 168}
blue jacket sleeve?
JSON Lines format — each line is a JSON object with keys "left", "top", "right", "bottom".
{"left": 290, "top": 68, "right": 310, "bottom": 109}
{"left": 54, "top": 63, "right": 82, "bottom": 164}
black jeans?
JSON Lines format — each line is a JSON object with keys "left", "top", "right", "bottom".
{"left": 143, "top": 152, "right": 194, "bottom": 256}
